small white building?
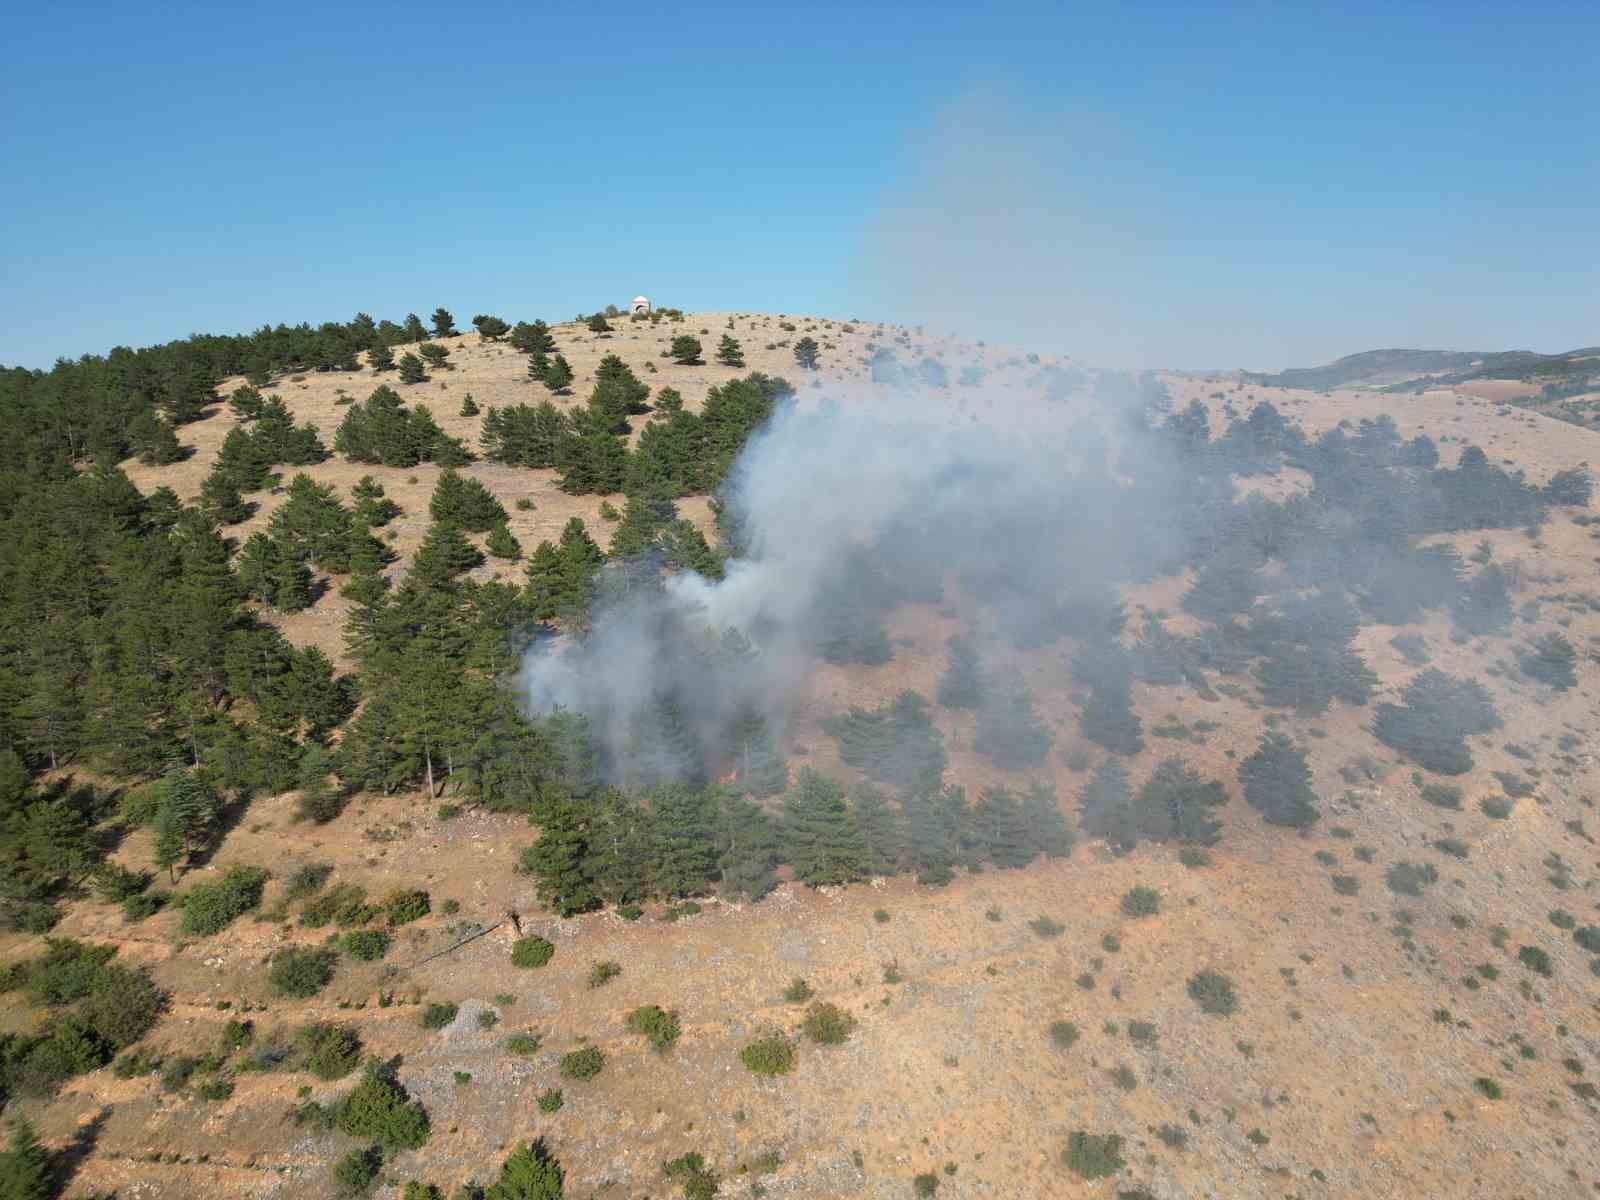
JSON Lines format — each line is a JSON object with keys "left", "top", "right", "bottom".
{"left": 630, "top": 295, "right": 651, "bottom": 315}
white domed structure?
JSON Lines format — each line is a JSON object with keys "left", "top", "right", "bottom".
{"left": 630, "top": 296, "right": 651, "bottom": 315}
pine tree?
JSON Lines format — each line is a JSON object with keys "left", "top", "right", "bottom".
{"left": 937, "top": 635, "right": 983, "bottom": 709}
{"left": 1078, "top": 687, "right": 1144, "bottom": 757}
{"left": 647, "top": 784, "right": 717, "bottom": 896}
{"left": 418, "top": 342, "right": 451, "bottom": 371}
{"left": 0, "top": 1117, "right": 53, "bottom": 1200}
{"left": 522, "top": 798, "right": 600, "bottom": 916}
{"left": 151, "top": 765, "right": 215, "bottom": 879}
{"left": 670, "top": 336, "right": 703, "bottom": 365}
{"left": 972, "top": 787, "right": 1035, "bottom": 868}
{"left": 403, "top": 313, "right": 428, "bottom": 342}
{"left": 974, "top": 672, "right": 1052, "bottom": 769}
{"left": 624, "top": 694, "right": 703, "bottom": 791}
{"left": 1454, "top": 564, "right": 1512, "bottom": 637}
{"left": 368, "top": 343, "right": 395, "bottom": 372}
{"left": 510, "top": 320, "right": 555, "bottom": 355}
{"left": 728, "top": 710, "right": 788, "bottom": 798}
{"left": 851, "top": 783, "right": 904, "bottom": 874}
{"left": 431, "top": 308, "right": 457, "bottom": 337}
{"left": 484, "top": 1139, "right": 565, "bottom": 1200}
{"left": 472, "top": 315, "right": 510, "bottom": 341}
{"left": 782, "top": 769, "right": 864, "bottom": 886}
{"left": 1023, "top": 781, "right": 1074, "bottom": 857}
{"left": 542, "top": 355, "right": 574, "bottom": 395}
{"left": 1079, "top": 759, "right": 1137, "bottom": 851}
{"left": 903, "top": 784, "right": 965, "bottom": 885}
{"left": 716, "top": 334, "right": 745, "bottom": 367}
{"left": 486, "top": 524, "right": 522, "bottom": 560}
{"left": 793, "top": 337, "right": 820, "bottom": 369}
{"left": 1521, "top": 632, "right": 1577, "bottom": 689}
{"left": 1238, "top": 732, "right": 1319, "bottom": 827}
{"left": 398, "top": 354, "right": 427, "bottom": 384}
{"left": 716, "top": 793, "right": 780, "bottom": 901}
{"left": 823, "top": 691, "right": 946, "bottom": 795}
{"left": 1135, "top": 758, "right": 1227, "bottom": 846}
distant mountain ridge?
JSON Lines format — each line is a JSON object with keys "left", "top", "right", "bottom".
{"left": 1245, "top": 345, "right": 1600, "bottom": 395}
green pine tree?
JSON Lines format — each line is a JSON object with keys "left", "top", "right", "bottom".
{"left": 0, "top": 1117, "right": 53, "bottom": 1200}
{"left": 782, "top": 769, "right": 864, "bottom": 886}
{"left": 716, "top": 334, "right": 745, "bottom": 366}
{"left": 1238, "top": 732, "right": 1319, "bottom": 827}
{"left": 1079, "top": 759, "right": 1137, "bottom": 851}
{"left": 937, "top": 635, "right": 983, "bottom": 709}
{"left": 521, "top": 798, "right": 600, "bottom": 916}
{"left": 974, "top": 672, "right": 1052, "bottom": 769}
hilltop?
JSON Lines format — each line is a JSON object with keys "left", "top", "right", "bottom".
{"left": 2, "top": 308, "right": 1599, "bottom": 1200}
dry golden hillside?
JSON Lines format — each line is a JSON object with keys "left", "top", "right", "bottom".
{"left": 6, "top": 312, "right": 1600, "bottom": 1200}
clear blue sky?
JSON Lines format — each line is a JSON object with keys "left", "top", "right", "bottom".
{"left": 3, "top": 1, "right": 1595, "bottom": 369}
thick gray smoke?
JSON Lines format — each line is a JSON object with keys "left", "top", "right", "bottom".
{"left": 517, "top": 377, "right": 1183, "bottom": 782}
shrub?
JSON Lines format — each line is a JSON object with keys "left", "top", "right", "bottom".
{"left": 1331, "top": 875, "right": 1360, "bottom": 896}
{"left": 1385, "top": 861, "right": 1439, "bottom": 896}
{"left": 783, "top": 978, "right": 814, "bottom": 1003}
{"left": 1120, "top": 887, "right": 1161, "bottom": 918}
{"left": 1063, "top": 1131, "right": 1125, "bottom": 1179}
{"left": 333, "top": 1145, "right": 383, "bottom": 1197}
{"left": 1048, "top": 1020, "right": 1080, "bottom": 1049}
{"left": 1481, "top": 797, "right": 1513, "bottom": 819}
{"left": 1028, "top": 914, "right": 1065, "bottom": 938}
{"left": 627, "top": 1005, "right": 682, "bottom": 1053}
{"left": 1126, "top": 1021, "right": 1157, "bottom": 1044}
{"left": 338, "top": 1062, "right": 430, "bottom": 1149}
{"left": 221, "top": 1019, "right": 254, "bottom": 1051}
{"left": 559, "top": 1046, "right": 605, "bottom": 1081}
{"left": 420, "top": 1003, "right": 458, "bottom": 1030}
{"left": 914, "top": 1173, "right": 940, "bottom": 1198}
{"left": 1574, "top": 926, "right": 1600, "bottom": 953}
{"left": 384, "top": 890, "right": 430, "bottom": 926}
{"left": 180, "top": 865, "right": 268, "bottom": 935}
{"left": 1108, "top": 1064, "right": 1137, "bottom": 1091}
{"left": 269, "top": 946, "right": 337, "bottom": 998}
{"left": 739, "top": 1034, "right": 796, "bottom": 1076}
{"left": 1186, "top": 970, "right": 1238, "bottom": 1016}
{"left": 1518, "top": 946, "right": 1553, "bottom": 977}
{"left": 512, "top": 935, "right": 555, "bottom": 969}
{"left": 506, "top": 1033, "right": 542, "bottom": 1056}
{"left": 538, "top": 1087, "right": 564, "bottom": 1112}
{"left": 341, "top": 930, "right": 390, "bottom": 961}
{"left": 803, "top": 1002, "right": 857, "bottom": 1046}
{"left": 588, "top": 960, "right": 622, "bottom": 989}
{"left": 196, "top": 1075, "right": 234, "bottom": 1101}
{"left": 1420, "top": 783, "right": 1462, "bottom": 810}
{"left": 1475, "top": 1077, "right": 1503, "bottom": 1100}
{"left": 296, "top": 1023, "right": 362, "bottom": 1079}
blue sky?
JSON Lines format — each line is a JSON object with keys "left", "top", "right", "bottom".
{"left": 3, "top": 1, "right": 1595, "bottom": 369}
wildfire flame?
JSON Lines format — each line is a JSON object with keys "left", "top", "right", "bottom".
{"left": 717, "top": 769, "right": 739, "bottom": 786}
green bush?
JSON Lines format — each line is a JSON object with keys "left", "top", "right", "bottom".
{"left": 1385, "top": 861, "right": 1438, "bottom": 896}
{"left": 512, "top": 935, "right": 555, "bottom": 969}
{"left": 914, "top": 1172, "right": 940, "bottom": 1197}
{"left": 538, "top": 1087, "right": 564, "bottom": 1112}
{"left": 333, "top": 1144, "right": 383, "bottom": 1197}
{"left": 506, "top": 1032, "right": 542, "bottom": 1056}
{"left": 1186, "top": 970, "right": 1238, "bottom": 1017}
{"left": 420, "top": 1003, "right": 458, "bottom": 1030}
{"left": 296, "top": 1022, "right": 362, "bottom": 1079}
{"left": 1518, "top": 945, "right": 1553, "bottom": 977}
{"left": 196, "top": 1075, "right": 234, "bottom": 1101}
{"left": 337, "top": 1062, "right": 430, "bottom": 1149}
{"left": 627, "top": 1005, "right": 682, "bottom": 1053}
{"left": 383, "top": 889, "right": 430, "bottom": 926}
{"left": 1049, "top": 1020, "right": 1080, "bottom": 1049}
{"left": 739, "top": 1034, "right": 796, "bottom": 1076}
{"left": 1126, "top": 1020, "right": 1157, "bottom": 1044}
{"left": 1475, "top": 1077, "right": 1503, "bottom": 1100}
{"left": 783, "top": 977, "right": 814, "bottom": 1003}
{"left": 588, "top": 960, "right": 621, "bottom": 988}
{"left": 221, "top": 1019, "right": 254, "bottom": 1052}
{"left": 559, "top": 1046, "right": 605, "bottom": 1081}
{"left": 1119, "top": 887, "right": 1161, "bottom": 918}
{"left": 803, "top": 1002, "right": 857, "bottom": 1046}
{"left": 180, "top": 865, "right": 268, "bottom": 935}
{"left": 1063, "top": 1131, "right": 1125, "bottom": 1179}
{"left": 1028, "top": 914, "right": 1065, "bottom": 938}
{"left": 1574, "top": 926, "right": 1600, "bottom": 953}
{"left": 340, "top": 930, "right": 390, "bottom": 961}
{"left": 269, "top": 946, "right": 338, "bottom": 998}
